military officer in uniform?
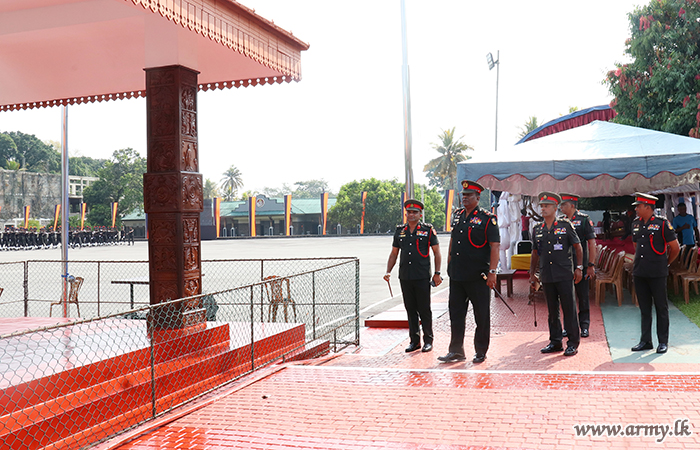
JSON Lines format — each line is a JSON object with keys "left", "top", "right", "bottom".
{"left": 529, "top": 192, "right": 583, "bottom": 356}
{"left": 559, "top": 193, "right": 597, "bottom": 338}
{"left": 384, "top": 199, "right": 442, "bottom": 353}
{"left": 438, "top": 180, "right": 500, "bottom": 364}
{"left": 630, "top": 193, "right": 680, "bottom": 354}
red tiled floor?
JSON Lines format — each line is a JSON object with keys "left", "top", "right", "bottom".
{"left": 94, "top": 277, "right": 700, "bottom": 450}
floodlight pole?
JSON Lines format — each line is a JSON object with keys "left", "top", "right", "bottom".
{"left": 400, "top": 0, "right": 414, "bottom": 199}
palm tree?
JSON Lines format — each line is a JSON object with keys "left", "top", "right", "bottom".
{"left": 423, "top": 128, "right": 473, "bottom": 191}
{"left": 203, "top": 178, "right": 220, "bottom": 199}
{"left": 518, "top": 116, "right": 540, "bottom": 139}
{"left": 220, "top": 165, "right": 243, "bottom": 201}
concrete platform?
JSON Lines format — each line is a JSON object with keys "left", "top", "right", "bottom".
{"left": 364, "top": 287, "right": 449, "bottom": 328}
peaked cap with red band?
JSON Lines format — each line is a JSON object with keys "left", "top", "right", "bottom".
{"left": 559, "top": 193, "right": 579, "bottom": 203}
{"left": 537, "top": 191, "right": 561, "bottom": 205}
{"left": 632, "top": 192, "right": 658, "bottom": 206}
{"left": 404, "top": 199, "right": 424, "bottom": 211}
{"left": 461, "top": 180, "right": 484, "bottom": 194}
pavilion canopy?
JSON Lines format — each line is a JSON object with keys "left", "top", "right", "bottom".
{"left": 457, "top": 121, "right": 700, "bottom": 197}
{"left": 0, "top": 0, "right": 309, "bottom": 111}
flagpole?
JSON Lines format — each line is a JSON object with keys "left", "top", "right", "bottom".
{"left": 61, "top": 105, "right": 69, "bottom": 318}
{"left": 400, "top": 0, "right": 414, "bottom": 200}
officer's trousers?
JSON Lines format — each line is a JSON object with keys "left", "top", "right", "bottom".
{"left": 400, "top": 278, "right": 433, "bottom": 345}
{"left": 633, "top": 275, "right": 669, "bottom": 344}
{"left": 574, "top": 277, "right": 591, "bottom": 330}
{"left": 448, "top": 279, "right": 490, "bottom": 356}
{"left": 543, "top": 280, "right": 580, "bottom": 348}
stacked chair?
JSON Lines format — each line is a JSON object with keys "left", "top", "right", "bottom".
{"left": 673, "top": 246, "right": 700, "bottom": 304}
{"left": 669, "top": 245, "right": 697, "bottom": 295}
{"left": 594, "top": 249, "right": 627, "bottom": 306}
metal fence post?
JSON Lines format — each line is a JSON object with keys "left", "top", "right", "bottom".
{"left": 355, "top": 259, "right": 360, "bottom": 346}
{"left": 150, "top": 331, "right": 156, "bottom": 418}
{"left": 312, "top": 271, "right": 316, "bottom": 340}
{"left": 23, "top": 261, "right": 29, "bottom": 317}
{"left": 97, "top": 261, "right": 101, "bottom": 317}
{"left": 250, "top": 285, "right": 255, "bottom": 370}
{"left": 260, "top": 260, "right": 264, "bottom": 321}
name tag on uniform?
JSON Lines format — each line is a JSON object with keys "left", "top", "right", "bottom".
{"left": 553, "top": 243, "right": 563, "bottom": 250}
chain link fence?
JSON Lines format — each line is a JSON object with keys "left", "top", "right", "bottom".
{"left": 0, "top": 257, "right": 359, "bottom": 450}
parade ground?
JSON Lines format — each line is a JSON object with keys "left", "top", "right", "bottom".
{"left": 0, "top": 235, "right": 425, "bottom": 321}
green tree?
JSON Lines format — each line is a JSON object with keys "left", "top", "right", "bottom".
{"left": 4, "top": 131, "right": 60, "bottom": 172}
{"left": 0, "top": 133, "right": 18, "bottom": 168}
{"left": 518, "top": 116, "right": 540, "bottom": 139}
{"left": 220, "top": 165, "right": 243, "bottom": 201}
{"left": 69, "top": 156, "right": 106, "bottom": 177}
{"left": 414, "top": 185, "right": 446, "bottom": 229}
{"left": 261, "top": 179, "right": 333, "bottom": 199}
{"left": 5, "top": 160, "right": 20, "bottom": 171}
{"left": 260, "top": 183, "right": 292, "bottom": 198}
{"left": 203, "top": 178, "right": 220, "bottom": 199}
{"left": 423, "top": 128, "right": 473, "bottom": 190}
{"left": 328, "top": 179, "right": 445, "bottom": 232}
{"left": 604, "top": 0, "right": 700, "bottom": 138}
{"left": 292, "top": 179, "right": 332, "bottom": 198}
{"left": 83, "top": 148, "right": 146, "bottom": 226}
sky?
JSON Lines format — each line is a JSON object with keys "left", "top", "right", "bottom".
{"left": 0, "top": 0, "right": 644, "bottom": 195}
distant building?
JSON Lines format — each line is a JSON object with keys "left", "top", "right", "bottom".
{"left": 124, "top": 195, "right": 337, "bottom": 240}
{"left": 0, "top": 169, "right": 97, "bottom": 221}
{"left": 216, "top": 195, "right": 337, "bottom": 237}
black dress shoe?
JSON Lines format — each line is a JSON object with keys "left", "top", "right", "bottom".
{"left": 437, "top": 352, "right": 466, "bottom": 362}
{"left": 631, "top": 341, "right": 653, "bottom": 351}
{"left": 656, "top": 343, "right": 668, "bottom": 354}
{"left": 421, "top": 343, "right": 433, "bottom": 353}
{"left": 581, "top": 329, "right": 589, "bottom": 338}
{"left": 472, "top": 353, "right": 486, "bottom": 363}
{"left": 405, "top": 343, "right": 421, "bottom": 353}
{"left": 563, "top": 346, "right": 578, "bottom": 356}
{"left": 562, "top": 329, "right": 568, "bottom": 337}
{"left": 540, "top": 343, "right": 564, "bottom": 354}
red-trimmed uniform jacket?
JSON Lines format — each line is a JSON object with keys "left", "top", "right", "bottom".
{"left": 392, "top": 222, "right": 439, "bottom": 280}
{"left": 448, "top": 207, "right": 500, "bottom": 282}
{"left": 632, "top": 216, "right": 677, "bottom": 278}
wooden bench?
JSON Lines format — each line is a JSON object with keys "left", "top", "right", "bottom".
{"left": 496, "top": 269, "right": 517, "bottom": 297}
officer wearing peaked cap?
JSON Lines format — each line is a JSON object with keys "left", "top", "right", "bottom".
{"left": 530, "top": 192, "right": 583, "bottom": 357}
{"left": 438, "top": 180, "right": 500, "bottom": 364}
{"left": 384, "top": 199, "right": 442, "bottom": 353}
{"left": 559, "top": 193, "right": 597, "bottom": 338}
{"left": 630, "top": 193, "right": 680, "bottom": 354}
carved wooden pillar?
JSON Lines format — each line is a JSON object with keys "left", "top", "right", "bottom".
{"left": 144, "top": 65, "right": 204, "bottom": 329}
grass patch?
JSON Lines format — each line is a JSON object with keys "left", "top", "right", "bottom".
{"left": 669, "top": 291, "right": 700, "bottom": 328}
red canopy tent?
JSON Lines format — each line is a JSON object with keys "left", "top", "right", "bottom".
{"left": 0, "top": 0, "right": 309, "bottom": 325}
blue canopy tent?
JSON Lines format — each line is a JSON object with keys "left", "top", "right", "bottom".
{"left": 458, "top": 120, "right": 700, "bottom": 270}
{"left": 458, "top": 121, "right": 700, "bottom": 197}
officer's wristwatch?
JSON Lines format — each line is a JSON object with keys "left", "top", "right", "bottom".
{"left": 434, "top": 271, "right": 441, "bottom": 275}
{"left": 488, "top": 269, "right": 497, "bottom": 274}
{"left": 587, "top": 262, "right": 595, "bottom": 267}
{"left": 576, "top": 265, "right": 584, "bottom": 270}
